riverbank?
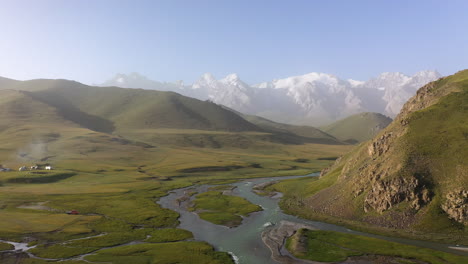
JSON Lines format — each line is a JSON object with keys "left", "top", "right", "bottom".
{"left": 159, "top": 174, "right": 468, "bottom": 264}
{"left": 263, "top": 221, "right": 468, "bottom": 264}
{"left": 261, "top": 221, "right": 321, "bottom": 264}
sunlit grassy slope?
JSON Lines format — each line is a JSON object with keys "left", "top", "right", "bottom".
{"left": 321, "top": 112, "right": 392, "bottom": 143}
{"left": 240, "top": 112, "right": 343, "bottom": 144}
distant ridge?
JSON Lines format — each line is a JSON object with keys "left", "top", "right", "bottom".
{"left": 321, "top": 112, "right": 392, "bottom": 143}
{"left": 238, "top": 112, "right": 342, "bottom": 145}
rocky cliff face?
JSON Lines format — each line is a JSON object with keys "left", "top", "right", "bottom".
{"left": 442, "top": 190, "right": 468, "bottom": 225}
{"left": 364, "top": 176, "right": 430, "bottom": 213}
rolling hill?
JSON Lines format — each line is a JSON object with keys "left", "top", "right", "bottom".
{"left": 321, "top": 112, "right": 392, "bottom": 143}
{"left": 273, "top": 70, "right": 468, "bottom": 243}
{"left": 0, "top": 77, "right": 346, "bottom": 150}
{"left": 0, "top": 79, "right": 260, "bottom": 132}
{"left": 240, "top": 113, "right": 342, "bottom": 145}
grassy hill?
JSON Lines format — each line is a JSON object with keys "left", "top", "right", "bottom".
{"left": 0, "top": 76, "right": 19, "bottom": 88}
{"left": 242, "top": 113, "right": 341, "bottom": 144}
{"left": 269, "top": 70, "right": 468, "bottom": 244}
{"left": 321, "top": 112, "right": 392, "bottom": 143}
{"left": 0, "top": 78, "right": 347, "bottom": 148}
{"left": 222, "top": 108, "right": 343, "bottom": 145}
{"left": 1, "top": 79, "right": 260, "bottom": 132}
{"left": 0, "top": 89, "right": 80, "bottom": 132}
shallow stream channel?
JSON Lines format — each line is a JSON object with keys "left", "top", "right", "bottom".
{"left": 158, "top": 173, "right": 468, "bottom": 264}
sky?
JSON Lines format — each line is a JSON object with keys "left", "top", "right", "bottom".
{"left": 0, "top": 0, "right": 467, "bottom": 85}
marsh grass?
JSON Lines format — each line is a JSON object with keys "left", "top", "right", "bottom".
{"left": 0, "top": 242, "right": 14, "bottom": 251}
{"left": 85, "top": 241, "right": 234, "bottom": 264}
{"left": 287, "top": 229, "right": 468, "bottom": 264}
{"left": 0, "top": 117, "right": 350, "bottom": 263}
{"left": 6, "top": 172, "right": 76, "bottom": 184}
{"left": 144, "top": 228, "right": 193, "bottom": 243}
{"left": 191, "top": 190, "right": 262, "bottom": 227}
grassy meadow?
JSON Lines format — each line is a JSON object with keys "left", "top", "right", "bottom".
{"left": 0, "top": 122, "right": 352, "bottom": 263}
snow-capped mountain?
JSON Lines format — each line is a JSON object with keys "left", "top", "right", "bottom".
{"left": 252, "top": 73, "right": 364, "bottom": 124}
{"left": 100, "top": 72, "right": 184, "bottom": 92}
{"left": 351, "top": 70, "right": 441, "bottom": 117}
{"left": 190, "top": 73, "right": 254, "bottom": 111}
{"left": 99, "top": 70, "right": 441, "bottom": 126}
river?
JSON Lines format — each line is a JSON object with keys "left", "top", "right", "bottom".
{"left": 158, "top": 173, "right": 468, "bottom": 264}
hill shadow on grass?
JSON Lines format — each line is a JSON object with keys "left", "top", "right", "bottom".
{"left": 25, "top": 91, "right": 115, "bottom": 133}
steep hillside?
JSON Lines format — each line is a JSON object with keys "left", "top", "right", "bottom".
{"left": 321, "top": 112, "right": 392, "bottom": 143}
{"left": 273, "top": 70, "right": 468, "bottom": 243}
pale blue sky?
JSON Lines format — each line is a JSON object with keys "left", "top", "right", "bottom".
{"left": 0, "top": 0, "right": 467, "bottom": 84}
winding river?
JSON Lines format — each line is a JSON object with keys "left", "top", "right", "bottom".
{"left": 158, "top": 173, "right": 468, "bottom": 264}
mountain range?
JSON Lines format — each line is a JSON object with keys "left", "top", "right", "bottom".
{"left": 100, "top": 70, "right": 441, "bottom": 125}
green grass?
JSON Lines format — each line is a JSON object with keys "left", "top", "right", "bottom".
{"left": 6, "top": 172, "right": 77, "bottom": 184}
{"left": 240, "top": 112, "right": 343, "bottom": 144}
{"left": 0, "top": 259, "right": 88, "bottom": 264}
{"left": 0, "top": 138, "right": 348, "bottom": 262}
{"left": 266, "top": 165, "right": 343, "bottom": 206}
{"left": 29, "top": 244, "right": 99, "bottom": 259}
{"left": 85, "top": 241, "right": 234, "bottom": 264}
{"left": 287, "top": 229, "right": 468, "bottom": 264}
{"left": 191, "top": 190, "right": 262, "bottom": 227}
{"left": 28, "top": 227, "right": 194, "bottom": 259}
{"left": 0, "top": 241, "right": 14, "bottom": 251}
{"left": 321, "top": 112, "right": 392, "bottom": 143}
{"left": 144, "top": 228, "right": 193, "bottom": 243}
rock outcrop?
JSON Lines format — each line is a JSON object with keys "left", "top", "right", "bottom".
{"left": 364, "top": 176, "right": 431, "bottom": 213}
{"left": 367, "top": 132, "right": 393, "bottom": 157}
{"left": 441, "top": 190, "right": 468, "bottom": 225}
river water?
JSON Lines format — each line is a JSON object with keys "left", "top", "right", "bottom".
{"left": 158, "top": 173, "right": 468, "bottom": 264}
